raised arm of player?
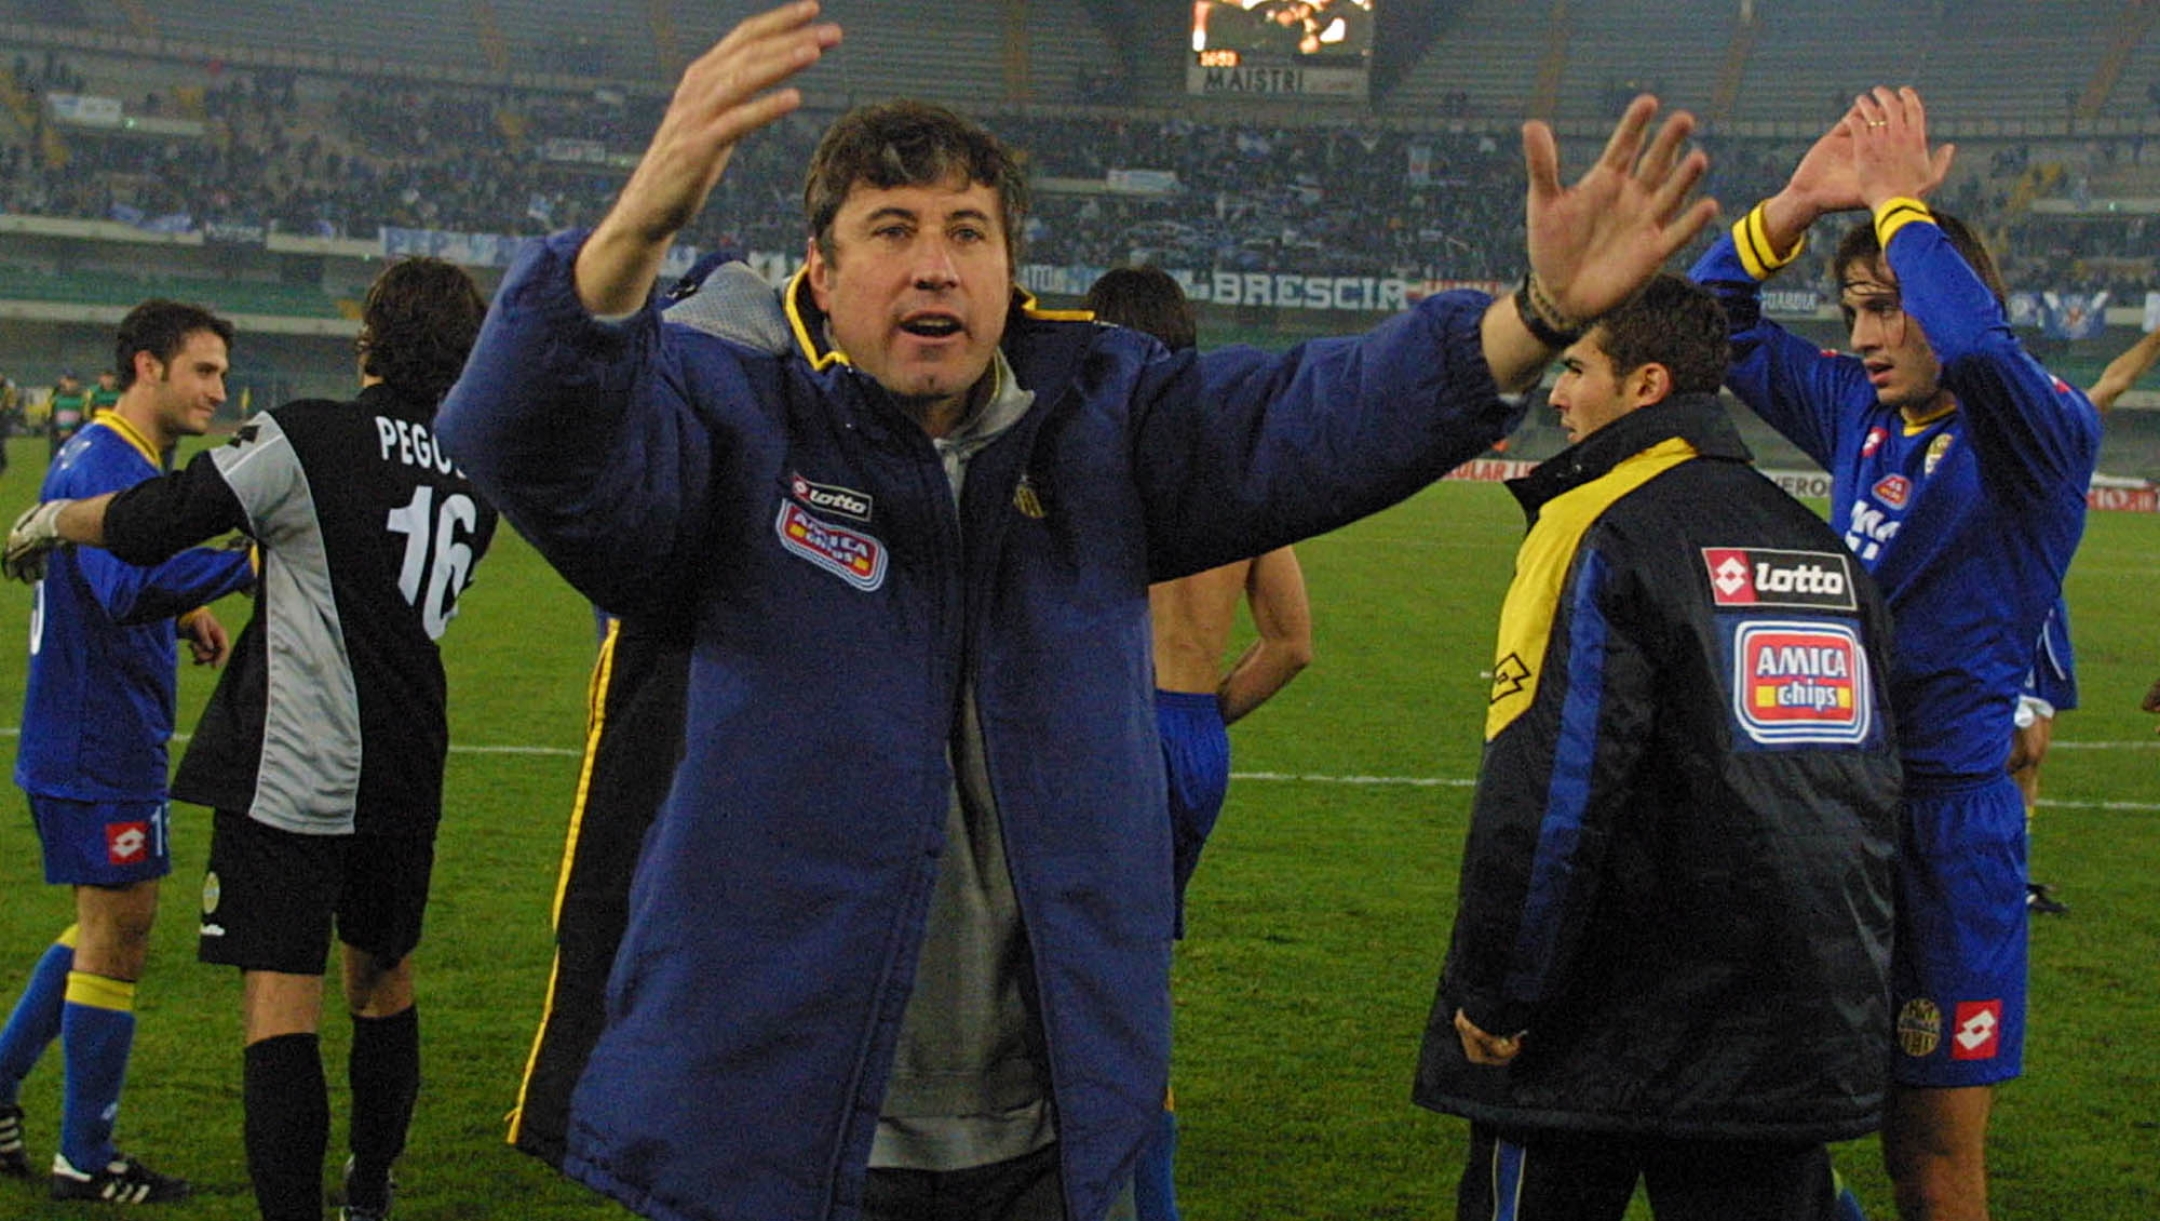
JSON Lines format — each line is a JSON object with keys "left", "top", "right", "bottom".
{"left": 1480, "top": 95, "right": 1721, "bottom": 392}
{"left": 575, "top": 1, "right": 842, "bottom": 315}
{"left": 2088, "top": 326, "right": 2160, "bottom": 412}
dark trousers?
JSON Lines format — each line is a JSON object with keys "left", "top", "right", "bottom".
{"left": 1458, "top": 1124, "right": 1837, "bottom": 1221}
{"left": 864, "top": 1143, "right": 1066, "bottom": 1221}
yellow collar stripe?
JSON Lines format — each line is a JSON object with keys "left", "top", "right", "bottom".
{"left": 1486, "top": 438, "right": 1697, "bottom": 741}
{"left": 94, "top": 413, "right": 161, "bottom": 467}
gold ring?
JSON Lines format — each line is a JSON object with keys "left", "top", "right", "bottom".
{"left": 1866, "top": 120, "right": 1887, "bottom": 128}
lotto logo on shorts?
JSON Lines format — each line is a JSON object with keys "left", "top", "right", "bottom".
{"left": 105, "top": 821, "right": 149, "bottom": 864}
{"left": 775, "top": 501, "right": 887, "bottom": 591}
{"left": 1701, "top": 548, "right": 1858, "bottom": 611}
{"left": 1731, "top": 620, "right": 1871, "bottom": 746}
{"left": 1952, "top": 1000, "right": 2003, "bottom": 1061}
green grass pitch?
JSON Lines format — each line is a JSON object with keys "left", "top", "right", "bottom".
{"left": 0, "top": 434, "right": 2153, "bottom": 1219}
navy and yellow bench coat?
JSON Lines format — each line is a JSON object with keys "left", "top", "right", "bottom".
{"left": 1416, "top": 395, "right": 1904, "bottom": 1142}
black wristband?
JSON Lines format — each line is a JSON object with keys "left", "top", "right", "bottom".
{"left": 1514, "top": 274, "right": 1586, "bottom": 348}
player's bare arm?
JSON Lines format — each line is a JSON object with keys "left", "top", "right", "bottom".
{"left": 1217, "top": 546, "right": 1312, "bottom": 725}
{"left": 1480, "top": 95, "right": 1720, "bottom": 392}
{"left": 576, "top": 1, "right": 842, "bottom": 315}
{"left": 2087, "top": 326, "right": 2160, "bottom": 412}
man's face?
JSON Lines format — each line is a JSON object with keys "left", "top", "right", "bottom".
{"left": 1840, "top": 257, "right": 1945, "bottom": 413}
{"left": 1549, "top": 331, "right": 1649, "bottom": 444}
{"left": 806, "top": 176, "right": 1012, "bottom": 424}
{"left": 144, "top": 329, "right": 230, "bottom": 442}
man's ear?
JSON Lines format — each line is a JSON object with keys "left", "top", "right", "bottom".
{"left": 132, "top": 348, "right": 163, "bottom": 386}
{"left": 1630, "top": 361, "right": 1673, "bottom": 408}
{"left": 805, "top": 237, "right": 832, "bottom": 314}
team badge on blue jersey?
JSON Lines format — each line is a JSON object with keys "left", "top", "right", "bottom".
{"left": 1924, "top": 433, "right": 1954, "bottom": 477}
{"left": 776, "top": 501, "right": 887, "bottom": 591}
{"left": 1729, "top": 618, "right": 1873, "bottom": 746}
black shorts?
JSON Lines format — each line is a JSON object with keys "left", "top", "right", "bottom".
{"left": 1458, "top": 1124, "right": 1836, "bottom": 1221}
{"left": 197, "top": 810, "right": 436, "bottom": 975}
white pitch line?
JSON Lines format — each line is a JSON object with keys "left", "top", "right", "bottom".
{"left": 1233, "top": 771, "right": 1476, "bottom": 788}
{"left": 0, "top": 732, "right": 2151, "bottom": 810}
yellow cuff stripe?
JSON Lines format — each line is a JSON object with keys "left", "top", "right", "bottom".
{"left": 64, "top": 971, "right": 136, "bottom": 1012}
{"left": 57, "top": 924, "right": 80, "bottom": 949}
{"left": 1733, "top": 202, "right": 1805, "bottom": 281}
{"left": 1873, "top": 196, "right": 1934, "bottom": 250}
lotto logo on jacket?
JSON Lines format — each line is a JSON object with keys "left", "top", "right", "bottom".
{"left": 1702, "top": 548, "right": 1858, "bottom": 611}
{"left": 775, "top": 501, "right": 887, "bottom": 591}
{"left": 1730, "top": 620, "right": 1873, "bottom": 746}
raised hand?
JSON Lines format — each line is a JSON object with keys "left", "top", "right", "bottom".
{"left": 1523, "top": 95, "right": 1719, "bottom": 327}
{"left": 1848, "top": 86, "right": 1957, "bottom": 211}
{"left": 577, "top": 1, "right": 842, "bottom": 314}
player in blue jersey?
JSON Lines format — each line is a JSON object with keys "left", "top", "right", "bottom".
{"left": 1690, "top": 88, "right": 2101, "bottom": 1221}
{"left": 2013, "top": 328, "right": 2160, "bottom": 910}
{"left": 0, "top": 300, "right": 252, "bottom": 1204}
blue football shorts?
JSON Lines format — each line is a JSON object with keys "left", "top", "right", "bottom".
{"left": 29, "top": 794, "right": 172, "bottom": 886}
{"left": 1156, "top": 689, "right": 1230, "bottom": 939}
{"left": 1891, "top": 775, "right": 2028, "bottom": 1087}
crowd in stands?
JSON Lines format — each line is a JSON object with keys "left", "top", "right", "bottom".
{"left": 0, "top": 51, "right": 2153, "bottom": 294}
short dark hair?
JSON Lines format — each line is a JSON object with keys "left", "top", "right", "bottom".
{"left": 357, "top": 257, "right": 488, "bottom": 405}
{"left": 113, "top": 300, "right": 235, "bottom": 391}
{"left": 1834, "top": 206, "right": 2006, "bottom": 311}
{"left": 1589, "top": 273, "right": 1729, "bottom": 398}
{"left": 1084, "top": 266, "right": 1197, "bottom": 352}
{"left": 803, "top": 100, "right": 1028, "bottom": 268}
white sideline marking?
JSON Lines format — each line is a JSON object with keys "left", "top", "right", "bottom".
{"left": 0, "top": 732, "right": 2152, "bottom": 810}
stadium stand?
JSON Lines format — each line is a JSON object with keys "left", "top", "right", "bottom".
{"left": 0, "top": 0, "right": 2154, "bottom": 470}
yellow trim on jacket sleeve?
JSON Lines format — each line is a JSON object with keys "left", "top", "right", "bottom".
{"left": 1732, "top": 201, "right": 1806, "bottom": 282}
{"left": 1485, "top": 439, "right": 1698, "bottom": 741}
{"left": 1017, "top": 287, "right": 1092, "bottom": 322}
{"left": 1873, "top": 196, "right": 1934, "bottom": 251}
{"left": 64, "top": 971, "right": 136, "bottom": 1012}
{"left": 57, "top": 924, "right": 80, "bottom": 949}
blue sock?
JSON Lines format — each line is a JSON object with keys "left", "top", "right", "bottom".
{"left": 58, "top": 970, "right": 136, "bottom": 1170}
{"left": 0, "top": 928, "right": 78, "bottom": 1106}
